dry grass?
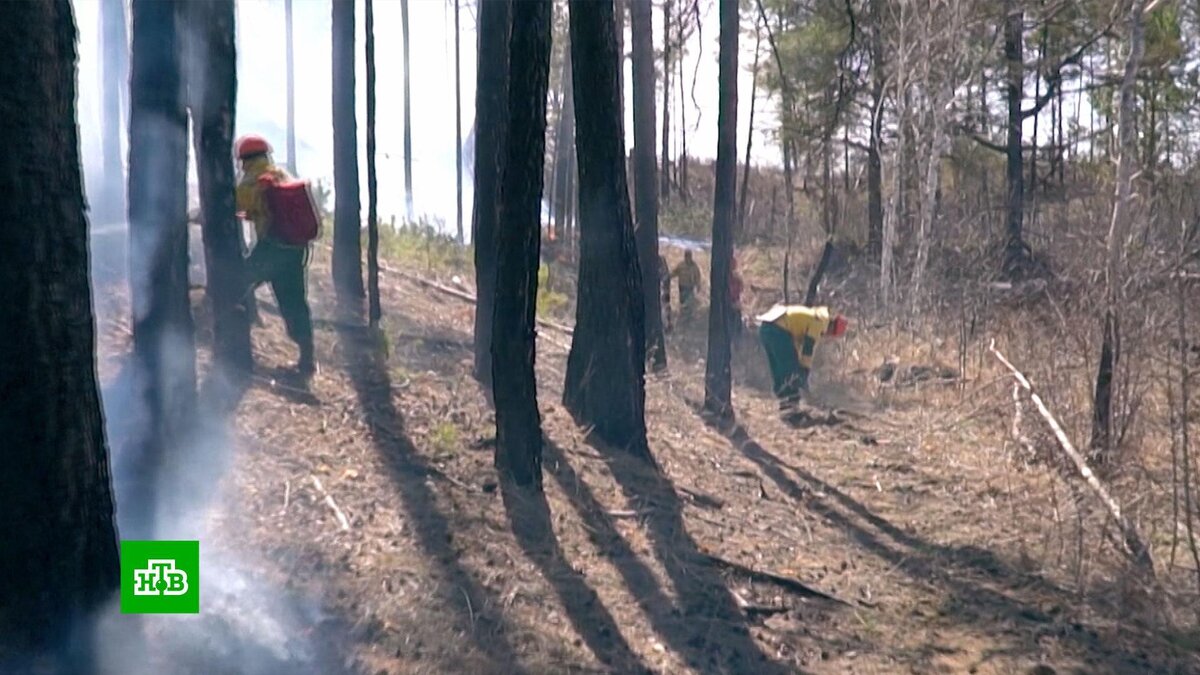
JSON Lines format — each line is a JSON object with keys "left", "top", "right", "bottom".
{"left": 91, "top": 236, "right": 1200, "bottom": 674}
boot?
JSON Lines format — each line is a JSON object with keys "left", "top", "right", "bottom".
{"left": 297, "top": 343, "right": 317, "bottom": 377}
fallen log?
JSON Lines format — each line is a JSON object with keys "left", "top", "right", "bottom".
{"left": 989, "top": 340, "right": 1154, "bottom": 576}
{"left": 377, "top": 262, "right": 576, "bottom": 336}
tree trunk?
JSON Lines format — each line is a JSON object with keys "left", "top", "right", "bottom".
{"left": 677, "top": 9, "right": 689, "bottom": 203}
{"left": 660, "top": 0, "right": 672, "bottom": 203}
{"left": 704, "top": 0, "right": 738, "bottom": 420}
{"left": 127, "top": 0, "right": 197, "bottom": 540}
{"left": 631, "top": 0, "right": 666, "bottom": 371}
{"left": 100, "top": 0, "right": 128, "bottom": 223}
{"left": 565, "top": 0, "right": 652, "bottom": 461}
{"left": 737, "top": 21, "right": 762, "bottom": 235}
{"left": 285, "top": 0, "right": 297, "bottom": 174}
{"left": 454, "top": 0, "right": 464, "bottom": 244}
{"left": 472, "top": 0, "right": 512, "bottom": 386}
{"left": 1002, "top": 0, "right": 1028, "bottom": 275}
{"left": 493, "top": 0, "right": 550, "bottom": 488}
{"left": 366, "top": 0, "right": 381, "bottom": 326}
{"left": 187, "top": 0, "right": 252, "bottom": 372}
{"left": 553, "top": 47, "right": 576, "bottom": 245}
{"left": 332, "top": 0, "right": 363, "bottom": 300}
{"left": 1092, "top": 0, "right": 1147, "bottom": 460}
{"left": 0, "top": 0, "right": 120, "bottom": 653}
{"left": 402, "top": 0, "right": 414, "bottom": 220}
{"left": 866, "top": 0, "right": 884, "bottom": 259}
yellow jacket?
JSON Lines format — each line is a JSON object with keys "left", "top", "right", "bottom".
{"left": 758, "top": 305, "right": 830, "bottom": 369}
{"left": 671, "top": 259, "right": 702, "bottom": 290}
{"left": 236, "top": 157, "right": 290, "bottom": 239}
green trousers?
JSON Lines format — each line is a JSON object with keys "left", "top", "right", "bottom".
{"left": 759, "top": 322, "right": 808, "bottom": 403}
{"left": 246, "top": 239, "right": 313, "bottom": 358}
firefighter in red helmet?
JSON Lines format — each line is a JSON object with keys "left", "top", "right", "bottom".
{"left": 235, "top": 134, "right": 316, "bottom": 376}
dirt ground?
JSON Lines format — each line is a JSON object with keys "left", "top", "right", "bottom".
{"left": 94, "top": 246, "right": 1200, "bottom": 675}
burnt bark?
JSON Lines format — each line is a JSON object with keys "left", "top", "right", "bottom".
{"left": 367, "top": 0, "right": 381, "bottom": 326}
{"left": 473, "top": 0, "right": 512, "bottom": 386}
{"left": 492, "top": 0, "right": 551, "bottom": 487}
{"left": 454, "top": 0, "right": 464, "bottom": 244}
{"left": 1002, "top": 0, "right": 1030, "bottom": 274}
{"left": 630, "top": 0, "right": 666, "bottom": 371}
{"left": 0, "top": 0, "right": 120, "bottom": 652}
{"left": 866, "top": 0, "right": 884, "bottom": 259}
{"left": 565, "top": 0, "right": 652, "bottom": 461}
{"left": 332, "top": 0, "right": 364, "bottom": 300}
{"left": 186, "top": 0, "right": 252, "bottom": 372}
{"left": 126, "top": 0, "right": 197, "bottom": 539}
{"left": 704, "top": 0, "right": 738, "bottom": 419}
{"left": 660, "top": 0, "right": 672, "bottom": 203}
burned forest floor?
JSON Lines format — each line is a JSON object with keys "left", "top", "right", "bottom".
{"left": 92, "top": 242, "right": 1200, "bottom": 675}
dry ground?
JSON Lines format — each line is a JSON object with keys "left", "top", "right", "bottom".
{"left": 93, "top": 245, "right": 1200, "bottom": 675}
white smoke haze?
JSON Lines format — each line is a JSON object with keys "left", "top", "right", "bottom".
{"left": 68, "top": 0, "right": 763, "bottom": 672}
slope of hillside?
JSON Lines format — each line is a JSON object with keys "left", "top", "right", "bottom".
{"left": 93, "top": 244, "right": 1199, "bottom": 675}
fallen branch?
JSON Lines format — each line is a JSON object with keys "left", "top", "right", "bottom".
{"left": 989, "top": 340, "right": 1154, "bottom": 576}
{"left": 378, "top": 262, "right": 575, "bottom": 336}
{"left": 701, "top": 553, "right": 851, "bottom": 606}
{"left": 731, "top": 589, "right": 789, "bottom": 618}
{"left": 310, "top": 475, "right": 351, "bottom": 531}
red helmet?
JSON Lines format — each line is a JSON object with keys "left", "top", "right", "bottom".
{"left": 828, "top": 314, "right": 849, "bottom": 338}
{"left": 235, "top": 134, "right": 272, "bottom": 159}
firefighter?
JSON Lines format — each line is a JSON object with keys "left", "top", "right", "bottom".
{"left": 670, "top": 250, "right": 703, "bottom": 318}
{"left": 729, "top": 254, "right": 744, "bottom": 338}
{"left": 756, "top": 304, "right": 848, "bottom": 411}
{"left": 235, "top": 134, "right": 315, "bottom": 376}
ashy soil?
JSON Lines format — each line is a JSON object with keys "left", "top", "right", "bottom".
{"left": 93, "top": 246, "right": 1200, "bottom": 675}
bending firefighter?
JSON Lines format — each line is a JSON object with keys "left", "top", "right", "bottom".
{"left": 235, "top": 134, "right": 316, "bottom": 376}
{"left": 756, "top": 305, "right": 848, "bottom": 411}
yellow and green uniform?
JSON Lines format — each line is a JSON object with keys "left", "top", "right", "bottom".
{"left": 757, "top": 305, "right": 831, "bottom": 403}
{"left": 237, "top": 157, "right": 314, "bottom": 368}
{"left": 672, "top": 258, "right": 702, "bottom": 308}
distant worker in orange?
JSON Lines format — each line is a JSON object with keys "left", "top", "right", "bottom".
{"left": 728, "top": 254, "right": 744, "bottom": 338}
{"left": 756, "top": 304, "right": 848, "bottom": 411}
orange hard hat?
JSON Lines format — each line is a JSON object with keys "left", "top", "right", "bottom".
{"left": 828, "top": 314, "right": 849, "bottom": 337}
{"left": 235, "top": 134, "right": 272, "bottom": 159}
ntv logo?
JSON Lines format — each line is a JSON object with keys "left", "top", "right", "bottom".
{"left": 120, "top": 540, "right": 200, "bottom": 613}
{"left": 133, "top": 559, "right": 189, "bottom": 596}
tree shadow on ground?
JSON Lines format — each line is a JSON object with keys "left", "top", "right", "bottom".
{"left": 500, "top": 469, "right": 653, "bottom": 674}
{"left": 332, "top": 315, "right": 528, "bottom": 674}
{"left": 544, "top": 438, "right": 799, "bottom": 674}
{"left": 699, "top": 410, "right": 1171, "bottom": 672}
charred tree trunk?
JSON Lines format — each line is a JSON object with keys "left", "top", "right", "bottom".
{"left": 553, "top": 47, "right": 576, "bottom": 244}
{"left": 631, "top": 0, "right": 666, "bottom": 371}
{"left": 454, "top": 0, "right": 464, "bottom": 244}
{"left": 126, "top": 0, "right": 197, "bottom": 540}
{"left": 866, "top": 0, "right": 884, "bottom": 259}
{"left": 492, "top": 0, "right": 550, "bottom": 487}
{"left": 285, "top": 0, "right": 297, "bottom": 174}
{"left": 704, "top": 0, "right": 738, "bottom": 420}
{"left": 565, "top": 0, "right": 652, "bottom": 461}
{"left": 187, "top": 0, "right": 252, "bottom": 371}
{"left": 100, "top": 0, "right": 128, "bottom": 222}
{"left": 1002, "top": 0, "right": 1029, "bottom": 275}
{"left": 676, "top": 7, "right": 689, "bottom": 203}
{"left": 737, "top": 21, "right": 762, "bottom": 235}
{"left": 472, "top": 0, "right": 512, "bottom": 387}
{"left": 332, "top": 0, "right": 363, "bottom": 300}
{"left": 0, "top": 0, "right": 120, "bottom": 653}
{"left": 660, "top": 0, "right": 672, "bottom": 204}
{"left": 402, "top": 0, "right": 414, "bottom": 220}
{"left": 366, "top": 0, "right": 380, "bottom": 326}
